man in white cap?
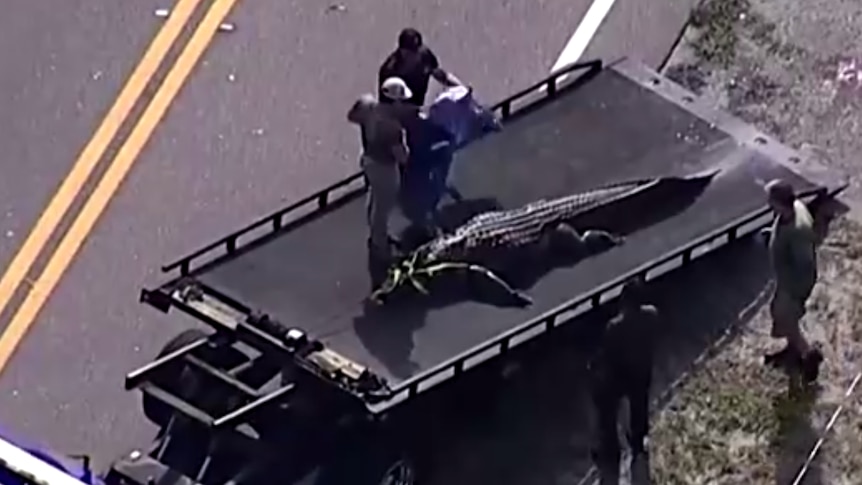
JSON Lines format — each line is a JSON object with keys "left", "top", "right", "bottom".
{"left": 379, "top": 77, "right": 417, "bottom": 109}
{"left": 762, "top": 178, "right": 823, "bottom": 384}
{"left": 347, "top": 80, "right": 414, "bottom": 259}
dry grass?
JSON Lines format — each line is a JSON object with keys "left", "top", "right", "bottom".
{"left": 653, "top": 0, "right": 862, "bottom": 480}
{"left": 650, "top": 216, "right": 862, "bottom": 485}
{"left": 432, "top": 0, "right": 862, "bottom": 481}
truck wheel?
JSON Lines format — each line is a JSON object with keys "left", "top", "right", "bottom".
{"left": 142, "top": 329, "right": 244, "bottom": 428}
{"left": 142, "top": 329, "right": 207, "bottom": 427}
{"left": 376, "top": 458, "right": 416, "bottom": 485}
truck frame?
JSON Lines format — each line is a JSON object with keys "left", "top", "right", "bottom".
{"left": 104, "top": 57, "right": 845, "bottom": 485}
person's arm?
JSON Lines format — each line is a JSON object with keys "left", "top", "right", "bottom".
{"left": 789, "top": 227, "right": 818, "bottom": 278}
{"left": 424, "top": 48, "right": 462, "bottom": 87}
{"left": 347, "top": 103, "right": 363, "bottom": 125}
{"left": 432, "top": 68, "right": 462, "bottom": 87}
{"left": 390, "top": 126, "right": 409, "bottom": 165}
{"left": 347, "top": 95, "right": 375, "bottom": 125}
{"left": 640, "top": 305, "right": 661, "bottom": 364}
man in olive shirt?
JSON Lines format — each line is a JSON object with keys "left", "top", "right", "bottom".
{"left": 762, "top": 179, "right": 823, "bottom": 383}
{"left": 347, "top": 81, "right": 412, "bottom": 259}
{"left": 590, "top": 276, "right": 658, "bottom": 484}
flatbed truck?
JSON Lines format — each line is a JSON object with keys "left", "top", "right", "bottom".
{"left": 98, "top": 58, "right": 844, "bottom": 485}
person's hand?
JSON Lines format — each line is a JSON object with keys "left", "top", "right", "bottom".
{"left": 397, "top": 149, "right": 409, "bottom": 166}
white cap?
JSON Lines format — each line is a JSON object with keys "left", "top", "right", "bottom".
{"left": 381, "top": 77, "right": 413, "bottom": 101}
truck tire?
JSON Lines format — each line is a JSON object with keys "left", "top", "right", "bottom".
{"left": 373, "top": 457, "right": 417, "bottom": 485}
{"left": 142, "top": 329, "right": 244, "bottom": 428}
{"left": 142, "top": 329, "right": 207, "bottom": 427}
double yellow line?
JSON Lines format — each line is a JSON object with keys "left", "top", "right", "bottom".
{"left": 0, "top": 0, "right": 239, "bottom": 372}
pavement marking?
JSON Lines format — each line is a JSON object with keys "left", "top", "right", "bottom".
{"left": 0, "top": 0, "right": 203, "bottom": 326}
{"left": 552, "top": 0, "right": 617, "bottom": 73}
{"left": 0, "top": 0, "right": 240, "bottom": 372}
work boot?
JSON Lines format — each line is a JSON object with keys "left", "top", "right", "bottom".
{"left": 597, "top": 465, "right": 620, "bottom": 485}
{"left": 764, "top": 344, "right": 795, "bottom": 369}
{"left": 626, "top": 435, "right": 651, "bottom": 484}
{"left": 802, "top": 348, "right": 824, "bottom": 384}
{"left": 592, "top": 446, "right": 621, "bottom": 485}
{"left": 630, "top": 450, "right": 652, "bottom": 485}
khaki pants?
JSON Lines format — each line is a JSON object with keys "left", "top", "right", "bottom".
{"left": 361, "top": 154, "right": 400, "bottom": 254}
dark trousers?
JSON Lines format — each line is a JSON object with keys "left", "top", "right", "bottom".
{"left": 591, "top": 364, "right": 652, "bottom": 478}
{"left": 400, "top": 146, "right": 454, "bottom": 226}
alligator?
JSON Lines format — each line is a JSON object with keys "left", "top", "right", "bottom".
{"left": 369, "top": 171, "right": 719, "bottom": 307}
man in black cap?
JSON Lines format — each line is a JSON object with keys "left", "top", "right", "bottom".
{"left": 378, "top": 28, "right": 463, "bottom": 107}
{"left": 589, "top": 276, "right": 658, "bottom": 484}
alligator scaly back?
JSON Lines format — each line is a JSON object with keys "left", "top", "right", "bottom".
{"left": 420, "top": 177, "right": 660, "bottom": 263}
{"left": 370, "top": 171, "right": 718, "bottom": 306}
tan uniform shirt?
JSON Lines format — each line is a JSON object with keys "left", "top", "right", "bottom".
{"left": 769, "top": 199, "right": 817, "bottom": 297}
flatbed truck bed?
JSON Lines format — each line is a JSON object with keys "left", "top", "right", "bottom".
{"left": 111, "top": 58, "right": 845, "bottom": 485}
{"left": 140, "top": 58, "right": 842, "bottom": 407}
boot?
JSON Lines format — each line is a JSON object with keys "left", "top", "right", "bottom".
{"left": 597, "top": 465, "right": 620, "bottom": 485}
{"left": 801, "top": 348, "right": 824, "bottom": 384}
{"left": 630, "top": 450, "right": 652, "bottom": 485}
{"left": 592, "top": 445, "right": 621, "bottom": 485}
{"left": 764, "top": 344, "right": 795, "bottom": 369}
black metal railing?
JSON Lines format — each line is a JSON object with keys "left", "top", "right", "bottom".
{"left": 145, "top": 185, "right": 841, "bottom": 413}
{"left": 160, "top": 60, "right": 604, "bottom": 277}
{"left": 162, "top": 173, "right": 365, "bottom": 275}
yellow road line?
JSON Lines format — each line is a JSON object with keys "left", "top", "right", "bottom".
{"left": 0, "top": 0, "right": 240, "bottom": 372}
{"left": 0, "top": 0, "right": 204, "bottom": 323}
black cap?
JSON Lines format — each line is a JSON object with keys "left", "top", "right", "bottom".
{"left": 620, "top": 275, "right": 646, "bottom": 305}
{"left": 765, "top": 178, "right": 795, "bottom": 207}
{"left": 398, "top": 28, "right": 423, "bottom": 50}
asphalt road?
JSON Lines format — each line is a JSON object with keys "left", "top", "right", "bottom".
{"left": 0, "top": 0, "right": 163, "bottom": 283}
{"left": 0, "top": 0, "right": 697, "bottom": 475}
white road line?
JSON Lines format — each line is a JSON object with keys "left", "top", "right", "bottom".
{"left": 552, "top": 0, "right": 617, "bottom": 72}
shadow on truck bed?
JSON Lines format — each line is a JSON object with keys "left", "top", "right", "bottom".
{"left": 421, "top": 229, "right": 777, "bottom": 484}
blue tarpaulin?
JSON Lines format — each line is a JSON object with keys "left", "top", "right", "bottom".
{"left": 400, "top": 86, "right": 501, "bottom": 227}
